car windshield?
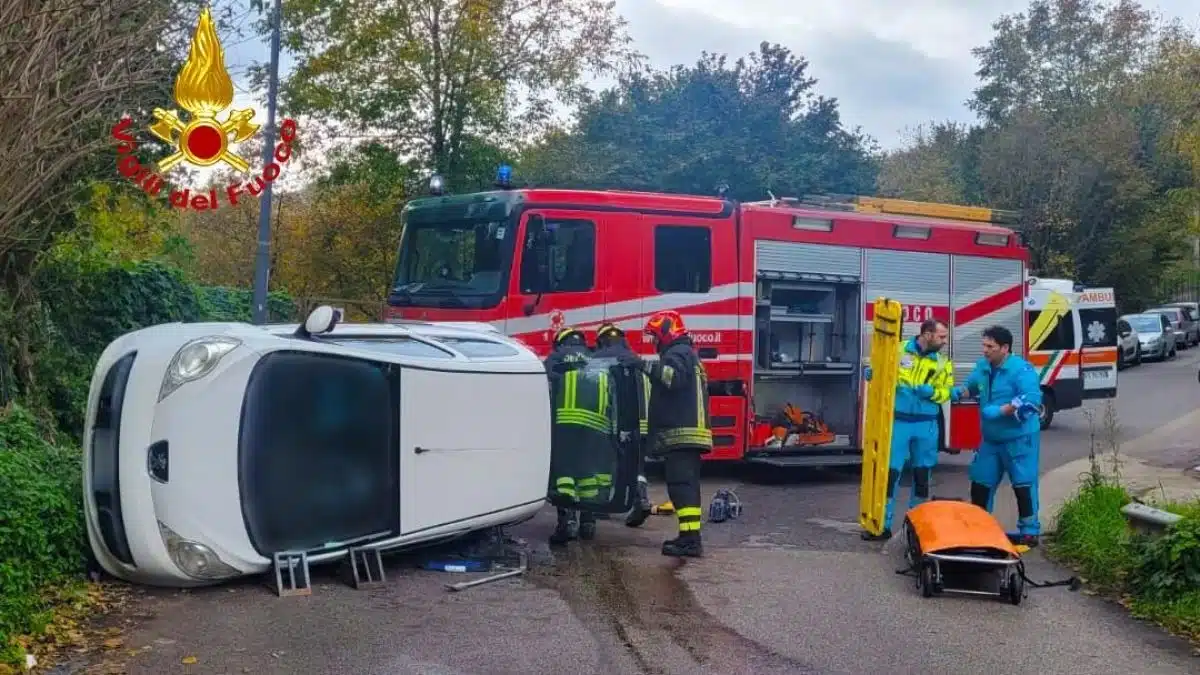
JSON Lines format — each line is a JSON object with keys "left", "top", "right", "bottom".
{"left": 1127, "top": 316, "right": 1161, "bottom": 332}
{"left": 391, "top": 218, "right": 515, "bottom": 309}
{"left": 1150, "top": 309, "right": 1181, "bottom": 322}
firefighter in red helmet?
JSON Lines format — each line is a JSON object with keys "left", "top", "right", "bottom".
{"left": 617, "top": 310, "right": 710, "bottom": 557}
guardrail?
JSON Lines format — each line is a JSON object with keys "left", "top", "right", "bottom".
{"left": 1120, "top": 502, "right": 1182, "bottom": 535}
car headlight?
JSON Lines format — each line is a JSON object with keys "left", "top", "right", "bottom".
{"left": 158, "top": 336, "right": 241, "bottom": 402}
{"left": 158, "top": 521, "right": 241, "bottom": 580}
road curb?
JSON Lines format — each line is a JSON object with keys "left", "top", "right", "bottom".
{"left": 1036, "top": 406, "right": 1200, "bottom": 532}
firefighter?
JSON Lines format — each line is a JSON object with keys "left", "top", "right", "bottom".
{"left": 955, "top": 325, "right": 1044, "bottom": 547}
{"left": 618, "top": 310, "right": 710, "bottom": 558}
{"left": 861, "top": 318, "right": 958, "bottom": 541}
{"left": 593, "top": 322, "right": 654, "bottom": 528}
{"left": 544, "top": 326, "right": 609, "bottom": 545}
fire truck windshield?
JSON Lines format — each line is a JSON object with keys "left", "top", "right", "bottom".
{"left": 390, "top": 217, "right": 516, "bottom": 310}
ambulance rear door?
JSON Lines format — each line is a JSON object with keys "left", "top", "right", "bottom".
{"left": 1076, "top": 287, "right": 1118, "bottom": 400}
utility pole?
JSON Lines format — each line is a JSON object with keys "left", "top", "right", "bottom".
{"left": 252, "top": 0, "right": 283, "bottom": 324}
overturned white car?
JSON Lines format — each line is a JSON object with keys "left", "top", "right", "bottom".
{"left": 82, "top": 307, "right": 552, "bottom": 587}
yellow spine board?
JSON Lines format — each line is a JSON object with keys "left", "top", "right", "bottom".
{"left": 858, "top": 297, "right": 903, "bottom": 535}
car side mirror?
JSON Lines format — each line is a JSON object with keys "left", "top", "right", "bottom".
{"left": 298, "top": 305, "right": 339, "bottom": 338}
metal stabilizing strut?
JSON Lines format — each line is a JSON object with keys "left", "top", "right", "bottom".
{"left": 272, "top": 550, "right": 312, "bottom": 597}
{"left": 346, "top": 546, "right": 386, "bottom": 589}
{"left": 445, "top": 551, "right": 527, "bottom": 593}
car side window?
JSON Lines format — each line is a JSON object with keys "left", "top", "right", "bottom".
{"left": 1161, "top": 314, "right": 1171, "bottom": 330}
{"left": 1117, "top": 319, "right": 1130, "bottom": 334}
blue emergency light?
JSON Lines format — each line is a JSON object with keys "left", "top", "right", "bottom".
{"left": 495, "top": 163, "right": 513, "bottom": 189}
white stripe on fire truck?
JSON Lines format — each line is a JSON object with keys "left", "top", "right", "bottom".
{"left": 499, "top": 281, "right": 755, "bottom": 334}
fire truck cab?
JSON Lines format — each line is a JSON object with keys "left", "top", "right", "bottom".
{"left": 385, "top": 184, "right": 1030, "bottom": 467}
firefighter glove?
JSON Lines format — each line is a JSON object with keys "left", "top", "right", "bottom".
{"left": 617, "top": 352, "right": 646, "bottom": 371}
{"left": 862, "top": 365, "right": 873, "bottom": 382}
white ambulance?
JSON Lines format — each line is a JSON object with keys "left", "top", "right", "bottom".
{"left": 1024, "top": 277, "right": 1119, "bottom": 428}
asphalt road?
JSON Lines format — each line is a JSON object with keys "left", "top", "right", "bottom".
{"left": 64, "top": 351, "right": 1200, "bottom": 675}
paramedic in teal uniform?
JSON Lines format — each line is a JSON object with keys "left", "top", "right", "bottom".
{"left": 955, "top": 324, "right": 1044, "bottom": 547}
{"left": 861, "top": 318, "right": 958, "bottom": 541}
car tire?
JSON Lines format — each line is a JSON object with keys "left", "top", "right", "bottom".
{"left": 1039, "top": 388, "right": 1055, "bottom": 431}
{"left": 1134, "top": 350, "right": 1141, "bottom": 366}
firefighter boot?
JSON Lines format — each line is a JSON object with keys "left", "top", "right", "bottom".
{"left": 579, "top": 511, "right": 598, "bottom": 540}
{"left": 662, "top": 532, "right": 703, "bottom": 558}
{"left": 625, "top": 477, "right": 652, "bottom": 528}
{"left": 549, "top": 508, "right": 579, "bottom": 546}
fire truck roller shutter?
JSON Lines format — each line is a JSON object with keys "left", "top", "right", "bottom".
{"left": 949, "top": 256, "right": 1024, "bottom": 447}
{"left": 755, "top": 241, "right": 863, "bottom": 279}
{"left": 862, "top": 249, "right": 952, "bottom": 451}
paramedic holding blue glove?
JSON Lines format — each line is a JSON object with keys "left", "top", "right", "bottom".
{"left": 954, "top": 325, "right": 1043, "bottom": 547}
{"left": 861, "top": 319, "right": 957, "bottom": 541}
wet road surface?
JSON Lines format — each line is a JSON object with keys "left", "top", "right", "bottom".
{"left": 62, "top": 352, "right": 1200, "bottom": 674}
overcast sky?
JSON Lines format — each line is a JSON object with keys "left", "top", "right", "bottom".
{"left": 211, "top": 0, "right": 1199, "bottom": 181}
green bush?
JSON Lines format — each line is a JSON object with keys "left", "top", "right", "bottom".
{"left": 0, "top": 404, "right": 85, "bottom": 662}
{"left": 198, "top": 286, "right": 297, "bottom": 323}
{"left": 1050, "top": 480, "right": 1200, "bottom": 640}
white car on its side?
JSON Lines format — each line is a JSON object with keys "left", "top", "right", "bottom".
{"left": 82, "top": 307, "right": 552, "bottom": 587}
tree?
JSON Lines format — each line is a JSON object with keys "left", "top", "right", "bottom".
{"left": 970, "top": 0, "right": 1161, "bottom": 125}
{"left": 877, "top": 123, "right": 978, "bottom": 204}
{"left": 520, "top": 42, "right": 878, "bottom": 200}
{"left": 0, "top": 0, "right": 233, "bottom": 393}
{"left": 257, "top": 0, "right": 642, "bottom": 184}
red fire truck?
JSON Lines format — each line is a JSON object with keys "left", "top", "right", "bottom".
{"left": 384, "top": 184, "right": 1030, "bottom": 467}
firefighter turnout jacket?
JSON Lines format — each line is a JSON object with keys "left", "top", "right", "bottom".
{"left": 593, "top": 341, "right": 651, "bottom": 437}
{"left": 546, "top": 342, "right": 612, "bottom": 434}
{"left": 644, "top": 336, "right": 712, "bottom": 452}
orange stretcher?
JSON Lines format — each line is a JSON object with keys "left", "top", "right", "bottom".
{"left": 900, "top": 500, "right": 1080, "bottom": 605}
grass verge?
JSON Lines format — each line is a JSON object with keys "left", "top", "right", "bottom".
{"left": 1048, "top": 476, "right": 1200, "bottom": 643}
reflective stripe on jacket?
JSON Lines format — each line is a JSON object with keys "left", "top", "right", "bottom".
{"left": 546, "top": 345, "right": 612, "bottom": 433}
{"left": 894, "top": 337, "right": 954, "bottom": 422}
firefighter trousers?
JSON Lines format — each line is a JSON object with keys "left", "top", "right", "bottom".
{"left": 663, "top": 448, "right": 703, "bottom": 536}
{"left": 550, "top": 424, "right": 613, "bottom": 506}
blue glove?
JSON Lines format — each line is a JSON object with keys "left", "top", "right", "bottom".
{"left": 1011, "top": 396, "right": 1040, "bottom": 422}
{"left": 950, "top": 385, "right": 966, "bottom": 403}
{"left": 862, "top": 365, "right": 873, "bottom": 382}
{"left": 914, "top": 384, "right": 935, "bottom": 399}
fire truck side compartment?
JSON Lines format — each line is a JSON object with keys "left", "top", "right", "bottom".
{"left": 750, "top": 241, "right": 863, "bottom": 454}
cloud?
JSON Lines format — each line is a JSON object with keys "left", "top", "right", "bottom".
{"left": 211, "top": 0, "right": 1200, "bottom": 176}
{"left": 615, "top": 0, "right": 974, "bottom": 148}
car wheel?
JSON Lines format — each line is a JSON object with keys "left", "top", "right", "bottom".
{"left": 1134, "top": 350, "right": 1141, "bottom": 366}
{"left": 1039, "top": 388, "right": 1055, "bottom": 430}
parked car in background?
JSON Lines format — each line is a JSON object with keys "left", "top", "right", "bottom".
{"left": 1160, "top": 302, "right": 1200, "bottom": 344}
{"left": 82, "top": 307, "right": 553, "bottom": 588}
{"left": 1145, "top": 306, "right": 1195, "bottom": 349}
{"left": 1123, "top": 312, "right": 1177, "bottom": 361}
{"left": 1115, "top": 316, "right": 1141, "bottom": 369}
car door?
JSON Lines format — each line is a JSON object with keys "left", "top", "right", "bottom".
{"left": 1116, "top": 319, "right": 1133, "bottom": 362}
